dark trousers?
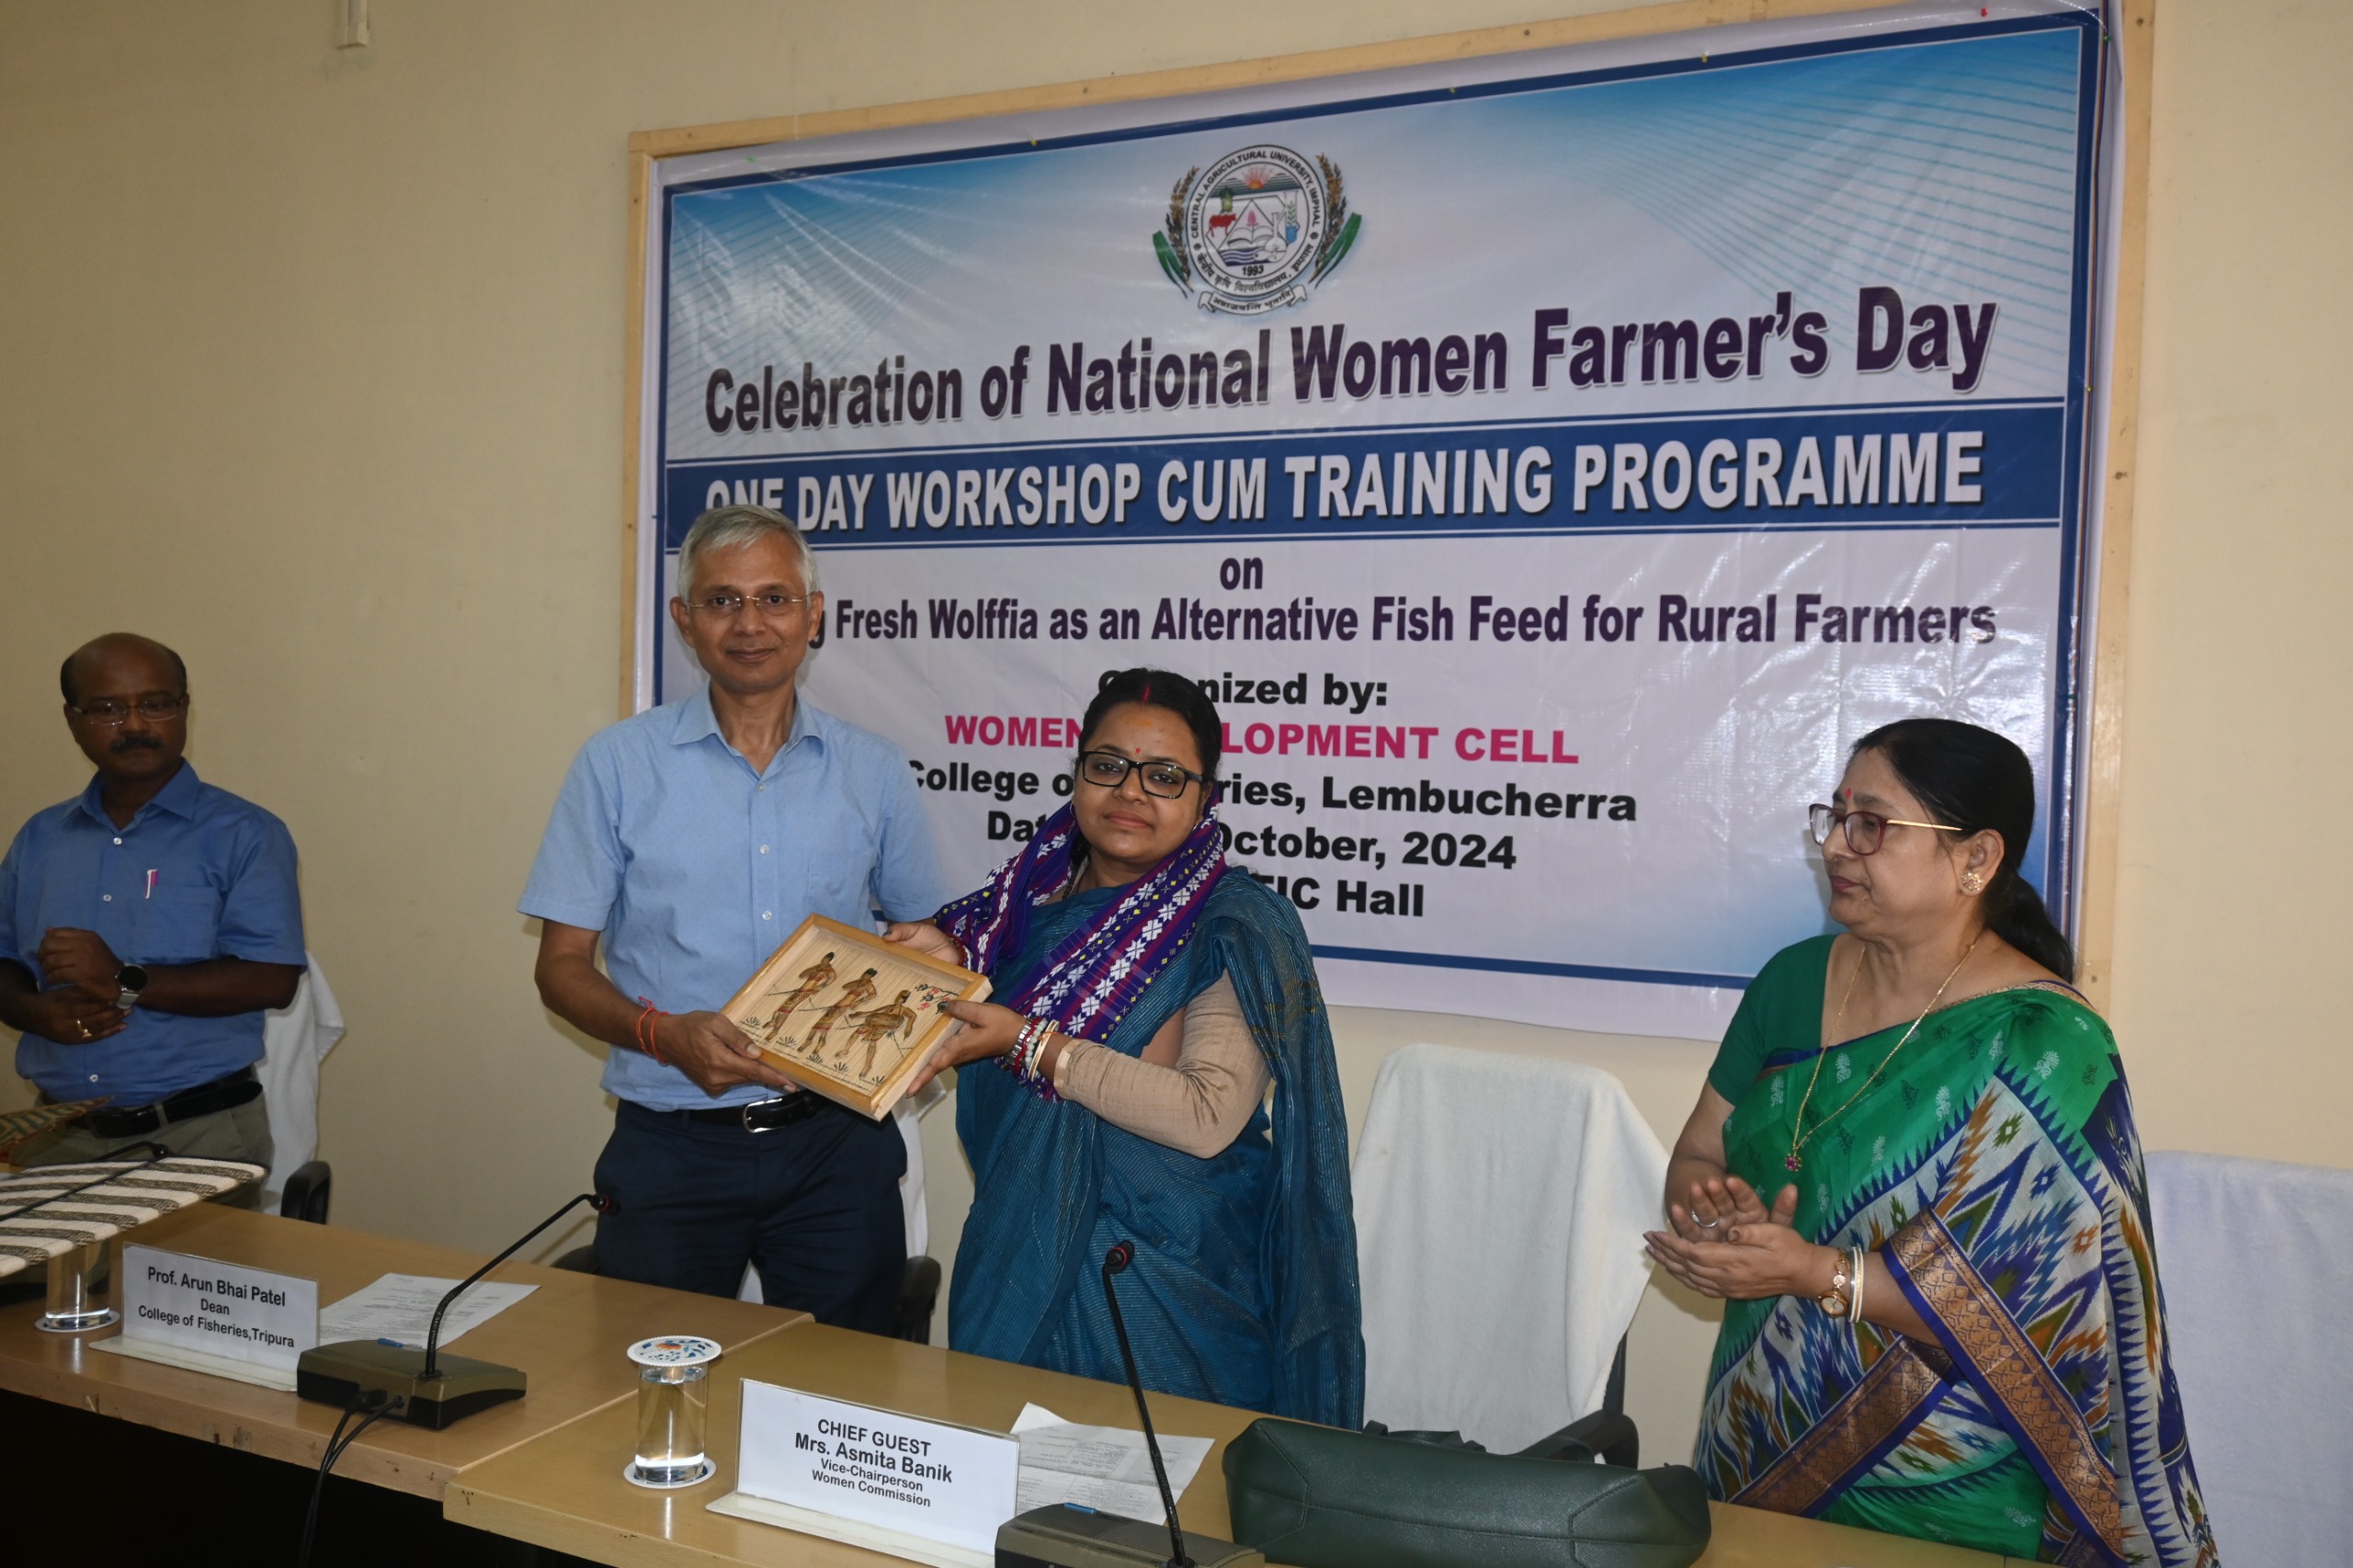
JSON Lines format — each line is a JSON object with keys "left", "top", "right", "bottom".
{"left": 592, "top": 1097, "right": 906, "bottom": 1334}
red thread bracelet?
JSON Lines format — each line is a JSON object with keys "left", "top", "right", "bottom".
{"left": 633, "top": 997, "right": 667, "bottom": 1065}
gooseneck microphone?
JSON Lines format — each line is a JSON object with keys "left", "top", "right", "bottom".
{"left": 297, "top": 1190, "right": 616, "bottom": 1429}
{"left": 991, "top": 1241, "right": 1261, "bottom": 1566}
{"left": 1103, "top": 1241, "right": 1193, "bottom": 1568}
{"left": 421, "top": 1190, "right": 613, "bottom": 1381}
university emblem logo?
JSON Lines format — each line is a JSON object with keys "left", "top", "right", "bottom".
{"left": 1154, "top": 144, "right": 1362, "bottom": 315}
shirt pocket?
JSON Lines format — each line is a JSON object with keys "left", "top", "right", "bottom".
{"left": 135, "top": 885, "right": 225, "bottom": 964}
{"left": 800, "top": 828, "right": 880, "bottom": 916}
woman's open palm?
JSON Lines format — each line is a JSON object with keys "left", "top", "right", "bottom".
{"left": 1646, "top": 1182, "right": 1809, "bottom": 1300}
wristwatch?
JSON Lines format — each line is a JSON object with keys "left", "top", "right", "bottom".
{"left": 1816, "top": 1250, "right": 1853, "bottom": 1317}
{"left": 114, "top": 963, "right": 149, "bottom": 1010}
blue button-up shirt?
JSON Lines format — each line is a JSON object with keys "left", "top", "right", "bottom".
{"left": 0, "top": 764, "right": 307, "bottom": 1105}
{"left": 520, "top": 689, "right": 948, "bottom": 1110}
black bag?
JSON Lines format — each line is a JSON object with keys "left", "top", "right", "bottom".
{"left": 1222, "top": 1417, "right": 1711, "bottom": 1568}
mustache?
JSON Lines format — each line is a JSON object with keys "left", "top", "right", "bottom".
{"left": 108, "top": 734, "right": 164, "bottom": 755}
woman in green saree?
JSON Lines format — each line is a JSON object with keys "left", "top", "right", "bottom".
{"left": 1648, "top": 720, "right": 2217, "bottom": 1566}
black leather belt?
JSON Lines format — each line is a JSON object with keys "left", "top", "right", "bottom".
{"left": 79, "top": 1065, "right": 261, "bottom": 1140}
{"left": 675, "top": 1092, "right": 837, "bottom": 1134}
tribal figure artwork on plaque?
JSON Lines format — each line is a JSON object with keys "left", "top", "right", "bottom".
{"left": 722, "top": 914, "right": 991, "bottom": 1118}
{"left": 844, "top": 990, "right": 922, "bottom": 1079}
{"left": 755, "top": 950, "right": 839, "bottom": 1052}
{"left": 799, "top": 967, "right": 879, "bottom": 1061}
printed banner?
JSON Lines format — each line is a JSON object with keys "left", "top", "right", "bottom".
{"left": 634, "top": 1, "right": 2111, "bottom": 1037}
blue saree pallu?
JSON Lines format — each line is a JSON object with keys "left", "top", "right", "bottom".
{"left": 939, "top": 806, "right": 1363, "bottom": 1428}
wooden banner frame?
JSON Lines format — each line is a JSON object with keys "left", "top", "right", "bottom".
{"left": 620, "top": 0, "right": 2153, "bottom": 1011}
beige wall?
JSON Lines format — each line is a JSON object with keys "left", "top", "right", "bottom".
{"left": 2108, "top": 0, "right": 2353, "bottom": 1166}
{"left": 0, "top": 0, "right": 2343, "bottom": 1457}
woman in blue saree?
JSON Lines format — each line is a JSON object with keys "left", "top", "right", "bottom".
{"left": 889, "top": 668, "right": 1362, "bottom": 1426}
{"left": 1647, "top": 719, "right": 2217, "bottom": 1565}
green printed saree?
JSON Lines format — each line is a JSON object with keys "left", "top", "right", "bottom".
{"left": 1696, "top": 937, "right": 2217, "bottom": 1566}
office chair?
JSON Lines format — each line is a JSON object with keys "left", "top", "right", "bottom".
{"left": 279, "top": 1160, "right": 332, "bottom": 1225}
{"left": 1516, "top": 1337, "right": 1638, "bottom": 1468}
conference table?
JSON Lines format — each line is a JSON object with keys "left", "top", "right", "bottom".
{"left": 0, "top": 1201, "right": 801, "bottom": 1498}
{"left": 449, "top": 1320, "right": 2015, "bottom": 1568}
{"left": 0, "top": 1205, "right": 2010, "bottom": 1566}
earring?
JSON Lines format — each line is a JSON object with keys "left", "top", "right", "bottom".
{"left": 1961, "top": 872, "right": 1985, "bottom": 895}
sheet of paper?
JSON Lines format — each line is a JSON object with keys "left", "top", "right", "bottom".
{"left": 316, "top": 1273, "right": 535, "bottom": 1349}
{"left": 1010, "top": 1403, "right": 1213, "bottom": 1526}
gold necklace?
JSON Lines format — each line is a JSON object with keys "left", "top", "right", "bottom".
{"left": 1786, "top": 932, "right": 1982, "bottom": 1173}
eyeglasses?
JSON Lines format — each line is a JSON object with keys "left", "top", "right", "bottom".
{"left": 70, "top": 695, "right": 188, "bottom": 726}
{"left": 1809, "top": 803, "right": 1962, "bottom": 856}
{"left": 1077, "top": 751, "right": 1208, "bottom": 800}
{"left": 686, "top": 591, "right": 812, "bottom": 619}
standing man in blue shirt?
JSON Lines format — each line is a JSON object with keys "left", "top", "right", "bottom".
{"left": 523, "top": 506, "right": 946, "bottom": 1330}
{"left": 0, "top": 634, "right": 306, "bottom": 1196}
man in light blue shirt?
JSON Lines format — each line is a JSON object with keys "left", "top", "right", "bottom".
{"left": 523, "top": 506, "right": 945, "bottom": 1329}
{"left": 0, "top": 634, "right": 305, "bottom": 1196}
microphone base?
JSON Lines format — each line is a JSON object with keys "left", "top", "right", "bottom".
{"left": 296, "top": 1339, "right": 527, "bottom": 1429}
{"left": 996, "top": 1505, "right": 1263, "bottom": 1568}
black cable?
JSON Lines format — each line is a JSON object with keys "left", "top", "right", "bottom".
{"left": 296, "top": 1403, "right": 357, "bottom": 1568}
{"left": 302, "top": 1403, "right": 397, "bottom": 1563}
{"left": 296, "top": 1392, "right": 404, "bottom": 1568}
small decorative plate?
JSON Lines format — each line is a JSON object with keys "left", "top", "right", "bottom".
{"left": 626, "top": 1335, "right": 722, "bottom": 1368}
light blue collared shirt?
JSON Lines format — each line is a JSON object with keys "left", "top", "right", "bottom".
{"left": 520, "top": 688, "right": 948, "bottom": 1110}
{"left": 0, "top": 763, "right": 306, "bottom": 1105}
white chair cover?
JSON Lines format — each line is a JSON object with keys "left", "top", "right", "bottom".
{"left": 1352, "top": 1042, "right": 1665, "bottom": 1451}
{"left": 2146, "top": 1150, "right": 2353, "bottom": 1567}
{"left": 257, "top": 954, "right": 346, "bottom": 1212}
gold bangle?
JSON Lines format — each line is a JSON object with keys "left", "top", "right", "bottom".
{"left": 1816, "top": 1248, "right": 1853, "bottom": 1318}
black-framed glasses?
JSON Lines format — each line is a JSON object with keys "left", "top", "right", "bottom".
{"left": 687, "top": 591, "right": 812, "bottom": 619}
{"left": 69, "top": 695, "right": 188, "bottom": 727}
{"left": 1076, "top": 750, "right": 1207, "bottom": 800}
{"left": 1809, "top": 802, "right": 1962, "bottom": 856}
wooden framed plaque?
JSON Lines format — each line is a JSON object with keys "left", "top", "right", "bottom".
{"left": 720, "top": 915, "right": 992, "bottom": 1119}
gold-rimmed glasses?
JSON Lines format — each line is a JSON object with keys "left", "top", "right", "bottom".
{"left": 1809, "top": 802, "right": 1961, "bottom": 856}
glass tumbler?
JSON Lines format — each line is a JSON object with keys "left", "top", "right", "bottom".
{"left": 625, "top": 1335, "right": 721, "bottom": 1487}
{"left": 39, "top": 1240, "right": 118, "bottom": 1334}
